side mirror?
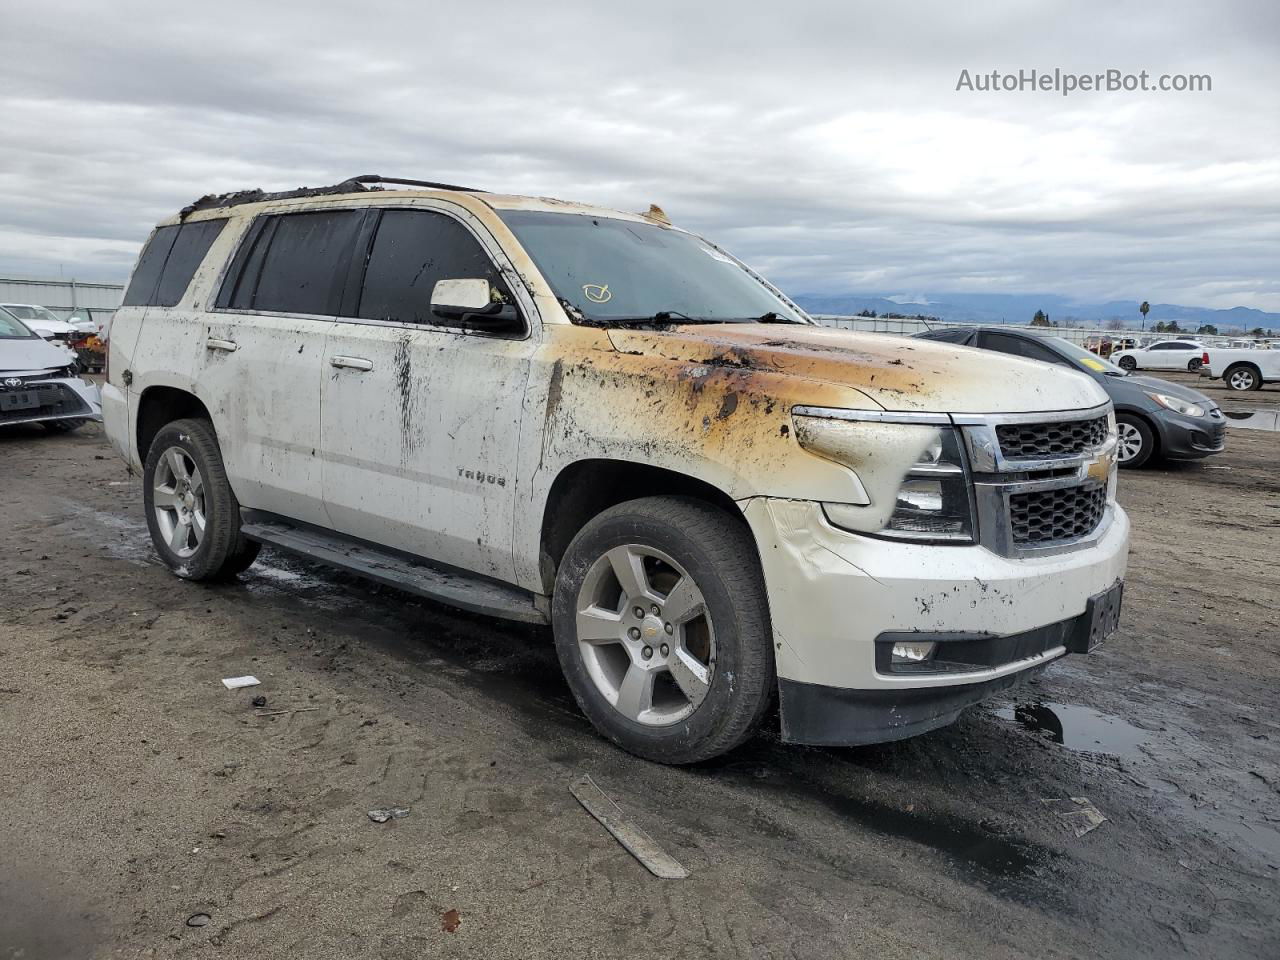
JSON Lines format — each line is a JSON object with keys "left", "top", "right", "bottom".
{"left": 430, "top": 278, "right": 520, "bottom": 330}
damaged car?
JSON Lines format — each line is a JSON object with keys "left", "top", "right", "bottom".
{"left": 102, "top": 176, "right": 1129, "bottom": 763}
{"left": 0, "top": 306, "right": 102, "bottom": 433}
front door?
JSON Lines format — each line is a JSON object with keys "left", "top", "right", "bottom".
{"left": 318, "top": 205, "right": 536, "bottom": 583}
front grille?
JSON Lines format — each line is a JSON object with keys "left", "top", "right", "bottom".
{"left": 0, "top": 382, "right": 89, "bottom": 423}
{"left": 1009, "top": 485, "right": 1106, "bottom": 545}
{"left": 996, "top": 415, "right": 1108, "bottom": 459}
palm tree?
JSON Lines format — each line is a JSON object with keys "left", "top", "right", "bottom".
{"left": 1139, "top": 301, "right": 1150, "bottom": 331}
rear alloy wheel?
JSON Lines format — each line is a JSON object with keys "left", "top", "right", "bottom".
{"left": 1225, "top": 365, "right": 1260, "bottom": 392}
{"left": 552, "top": 496, "right": 775, "bottom": 764}
{"left": 143, "top": 418, "right": 260, "bottom": 580}
{"left": 1187, "top": 358, "right": 1203, "bottom": 372}
{"left": 1118, "top": 355, "right": 1137, "bottom": 371}
{"left": 1116, "top": 414, "right": 1155, "bottom": 469}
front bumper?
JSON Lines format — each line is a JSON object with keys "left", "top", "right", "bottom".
{"left": 741, "top": 497, "right": 1130, "bottom": 744}
{"left": 0, "top": 374, "right": 101, "bottom": 427}
{"left": 1153, "top": 408, "right": 1227, "bottom": 459}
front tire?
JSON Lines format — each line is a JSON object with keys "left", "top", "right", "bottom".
{"left": 1116, "top": 414, "right": 1155, "bottom": 469}
{"left": 1118, "top": 356, "right": 1137, "bottom": 371}
{"left": 142, "top": 418, "right": 259, "bottom": 580}
{"left": 552, "top": 496, "right": 775, "bottom": 764}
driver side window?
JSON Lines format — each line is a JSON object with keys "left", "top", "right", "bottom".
{"left": 355, "top": 210, "right": 517, "bottom": 332}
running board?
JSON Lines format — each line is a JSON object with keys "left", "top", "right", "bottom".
{"left": 240, "top": 517, "right": 548, "bottom": 624}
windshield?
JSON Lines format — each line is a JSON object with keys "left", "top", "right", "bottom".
{"left": 3, "top": 304, "right": 62, "bottom": 324}
{"left": 497, "top": 210, "right": 806, "bottom": 325}
{"left": 1045, "top": 336, "right": 1129, "bottom": 375}
{"left": 0, "top": 307, "right": 37, "bottom": 339}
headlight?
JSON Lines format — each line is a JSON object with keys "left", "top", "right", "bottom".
{"left": 795, "top": 415, "right": 975, "bottom": 543}
{"left": 1146, "top": 392, "right": 1205, "bottom": 418}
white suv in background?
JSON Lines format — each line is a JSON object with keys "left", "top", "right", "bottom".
{"left": 102, "top": 176, "right": 1129, "bottom": 763}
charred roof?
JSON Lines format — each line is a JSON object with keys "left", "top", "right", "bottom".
{"left": 179, "top": 174, "right": 485, "bottom": 218}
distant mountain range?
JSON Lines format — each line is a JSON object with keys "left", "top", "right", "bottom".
{"left": 790, "top": 292, "right": 1279, "bottom": 332}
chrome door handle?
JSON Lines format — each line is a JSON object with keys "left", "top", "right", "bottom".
{"left": 330, "top": 356, "right": 374, "bottom": 372}
{"left": 206, "top": 337, "right": 238, "bottom": 353}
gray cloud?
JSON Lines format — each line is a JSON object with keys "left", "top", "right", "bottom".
{"left": 1, "top": 0, "right": 1276, "bottom": 309}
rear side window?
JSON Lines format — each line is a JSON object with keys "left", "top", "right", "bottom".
{"left": 356, "top": 210, "right": 510, "bottom": 325}
{"left": 122, "top": 219, "right": 227, "bottom": 307}
{"left": 219, "top": 210, "right": 364, "bottom": 315}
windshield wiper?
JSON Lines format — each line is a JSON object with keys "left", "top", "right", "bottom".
{"left": 596, "top": 311, "right": 725, "bottom": 326}
{"left": 752, "top": 312, "right": 801, "bottom": 324}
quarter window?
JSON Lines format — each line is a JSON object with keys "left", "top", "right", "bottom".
{"left": 123, "top": 219, "right": 227, "bottom": 307}
{"left": 356, "top": 210, "right": 512, "bottom": 327}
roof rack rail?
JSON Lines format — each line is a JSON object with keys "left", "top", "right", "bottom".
{"left": 180, "top": 175, "right": 484, "bottom": 218}
{"left": 351, "top": 174, "right": 486, "bottom": 193}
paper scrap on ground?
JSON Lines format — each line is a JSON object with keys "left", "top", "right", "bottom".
{"left": 368, "top": 807, "right": 411, "bottom": 823}
{"left": 569, "top": 774, "right": 688, "bottom": 879}
{"left": 221, "top": 676, "right": 260, "bottom": 690}
{"left": 1042, "top": 796, "right": 1108, "bottom": 837}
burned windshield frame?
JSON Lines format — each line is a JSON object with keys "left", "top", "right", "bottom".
{"left": 496, "top": 209, "right": 807, "bottom": 326}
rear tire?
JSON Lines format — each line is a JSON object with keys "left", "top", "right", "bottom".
{"left": 552, "top": 496, "right": 775, "bottom": 764}
{"left": 1116, "top": 414, "right": 1155, "bottom": 469}
{"left": 1118, "top": 356, "right": 1137, "bottom": 371}
{"left": 1187, "top": 358, "right": 1202, "bottom": 372}
{"left": 142, "top": 418, "right": 258, "bottom": 580}
{"left": 1224, "top": 364, "right": 1261, "bottom": 392}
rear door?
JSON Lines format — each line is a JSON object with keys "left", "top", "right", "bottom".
{"left": 318, "top": 202, "right": 536, "bottom": 582}
{"left": 201, "top": 208, "right": 365, "bottom": 525}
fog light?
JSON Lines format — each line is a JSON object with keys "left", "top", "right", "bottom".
{"left": 891, "top": 641, "right": 937, "bottom": 664}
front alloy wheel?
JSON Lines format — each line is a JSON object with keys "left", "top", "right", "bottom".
{"left": 1116, "top": 414, "right": 1154, "bottom": 468}
{"left": 552, "top": 496, "right": 775, "bottom": 764}
{"left": 574, "top": 544, "right": 715, "bottom": 726}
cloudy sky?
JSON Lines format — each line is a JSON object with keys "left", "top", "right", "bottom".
{"left": 1, "top": 0, "right": 1277, "bottom": 309}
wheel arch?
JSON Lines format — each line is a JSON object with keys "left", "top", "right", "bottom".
{"left": 537, "top": 458, "right": 752, "bottom": 594}
{"left": 136, "top": 385, "right": 214, "bottom": 463}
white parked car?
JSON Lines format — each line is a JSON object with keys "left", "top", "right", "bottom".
{"left": 0, "top": 307, "right": 102, "bottom": 432}
{"left": 1200, "top": 346, "right": 1280, "bottom": 391}
{"left": 1, "top": 302, "right": 80, "bottom": 341}
{"left": 1111, "top": 339, "right": 1206, "bottom": 373}
{"left": 102, "top": 175, "right": 1129, "bottom": 763}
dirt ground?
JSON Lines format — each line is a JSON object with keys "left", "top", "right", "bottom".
{"left": 1, "top": 419, "right": 1277, "bottom": 960}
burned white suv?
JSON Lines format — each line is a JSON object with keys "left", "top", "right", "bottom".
{"left": 103, "top": 176, "right": 1129, "bottom": 763}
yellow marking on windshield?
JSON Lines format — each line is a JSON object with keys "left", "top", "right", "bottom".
{"left": 1080, "top": 357, "right": 1107, "bottom": 371}
{"left": 583, "top": 283, "right": 612, "bottom": 304}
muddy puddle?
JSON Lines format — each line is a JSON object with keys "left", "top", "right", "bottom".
{"left": 993, "top": 701, "right": 1151, "bottom": 756}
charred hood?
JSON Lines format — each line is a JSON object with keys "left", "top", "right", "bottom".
{"left": 606, "top": 324, "right": 1108, "bottom": 415}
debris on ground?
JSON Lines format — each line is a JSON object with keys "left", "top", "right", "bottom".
{"left": 221, "top": 676, "right": 260, "bottom": 690}
{"left": 1042, "top": 796, "right": 1108, "bottom": 837}
{"left": 441, "top": 908, "right": 462, "bottom": 933}
{"left": 569, "top": 774, "right": 688, "bottom": 879}
{"left": 251, "top": 695, "right": 267, "bottom": 708}
{"left": 367, "top": 807, "right": 410, "bottom": 823}
{"left": 185, "top": 913, "right": 211, "bottom": 927}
